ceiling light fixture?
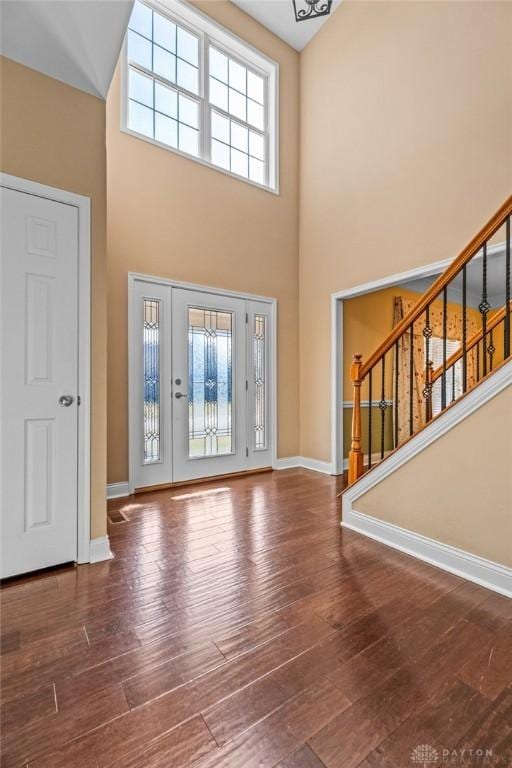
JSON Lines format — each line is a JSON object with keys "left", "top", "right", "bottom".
{"left": 292, "top": 0, "right": 332, "bottom": 22}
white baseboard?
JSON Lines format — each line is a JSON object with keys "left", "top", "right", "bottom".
{"left": 275, "top": 456, "right": 334, "bottom": 475}
{"left": 275, "top": 456, "right": 301, "bottom": 470}
{"left": 107, "top": 482, "right": 130, "bottom": 500}
{"left": 342, "top": 509, "right": 512, "bottom": 598}
{"left": 89, "top": 536, "right": 114, "bottom": 564}
{"left": 107, "top": 459, "right": 335, "bottom": 499}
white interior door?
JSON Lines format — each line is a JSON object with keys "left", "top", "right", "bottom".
{"left": 171, "top": 288, "right": 248, "bottom": 482}
{"left": 1, "top": 188, "right": 79, "bottom": 578}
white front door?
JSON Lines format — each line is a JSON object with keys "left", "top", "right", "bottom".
{"left": 130, "top": 280, "right": 274, "bottom": 489}
{"left": 172, "top": 288, "right": 248, "bottom": 482}
{"left": 1, "top": 188, "right": 79, "bottom": 578}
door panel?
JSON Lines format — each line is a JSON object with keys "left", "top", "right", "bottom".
{"left": 1, "top": 188, "right": 79, "bottom": 577}
{"left": 131, "top": 281, "right": 172, "bottom": 490}
{"left": 188, "top": 306, "right": 234, "bottom": 459}
{"left": 172, "top": 288, "right": 248, "bottom": 482}
{"left": 247, "top": 300, "right": 273, "bottom": 470}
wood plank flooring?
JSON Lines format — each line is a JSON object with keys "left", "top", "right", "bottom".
{"left": 1, "top": 468, "right": 511, "bottom": 768}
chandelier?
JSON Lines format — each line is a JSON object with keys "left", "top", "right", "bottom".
{"left": 292, "top": 0, "right": 332, "bottom": 22}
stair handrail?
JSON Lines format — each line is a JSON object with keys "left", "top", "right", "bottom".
{"left": 348, "top": 195, "right": 512, "bottom": 485}
{"left": 430, "top": 304, "right": 510, "bottom": 384}
{"left": 359, "top": 195, "right": 512, "bottom": 380}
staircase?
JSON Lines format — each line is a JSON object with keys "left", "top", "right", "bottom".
{"left": 347, "top": 195, "right": 512, "bottom": 486}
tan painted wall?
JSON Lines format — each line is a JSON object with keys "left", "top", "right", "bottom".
{"left": 300, "top": 0, "right": 512, "bottom": 461}
{"left": 343, "top": 286, "right": 423, "bottom": 395}
{"left": 106, "top": 1, "right": 300, "bottom": 483}
{"left": 0, "top": 56, "right": 108, "bottom": 539}
{"left": 354, "top": 385, "right": 512, "bottom": 568}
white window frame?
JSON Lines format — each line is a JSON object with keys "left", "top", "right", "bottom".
{"left": 121, "top": 0, "right": 279, "bottom": 193}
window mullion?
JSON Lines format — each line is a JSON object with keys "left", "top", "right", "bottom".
{"left": 210, "top": 105, "right": 265, "bottom": 139}
{"left": 128, "top": 60, "right": 200, "bottom": 103}
{"left": 202, "top": 33, "right": 210, "bottom": 163}
{"left": 267, "top": 81, "right": 270, "bottom": 187}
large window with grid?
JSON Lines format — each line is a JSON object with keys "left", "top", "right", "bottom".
{"left": 123, "top": 0, "right": 278, "bottom": 191}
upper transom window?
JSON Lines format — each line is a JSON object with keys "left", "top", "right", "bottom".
{"left": 123, "top": 0, "right": 279, "bottom": 192}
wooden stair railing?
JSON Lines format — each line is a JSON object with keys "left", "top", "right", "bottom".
{"left": 430, "top": 304, "right": 511, "bottom": 385}
{"left": 348, "top": 195, "right": 512, "bottom": 485}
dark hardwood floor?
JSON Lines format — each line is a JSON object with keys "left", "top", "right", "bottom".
{"left": 1, "top": 468, "right": 511, "bottom": 768}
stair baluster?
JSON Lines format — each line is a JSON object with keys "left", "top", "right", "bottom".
{"left": 347, "top": 196, "right": 512, "bottom": 485}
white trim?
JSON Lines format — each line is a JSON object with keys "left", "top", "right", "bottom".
{"left": 271, "top": 300, "right": 278, "bottom": 472}
{"left": 129, "top": 272, "right": 277, "bottom": 304}
{"left": 89, "top": 536, "right": 114, "bottom": 564}
{"left": 275, "top": 456, "right": 301, "bottom": 470}
{"left": 330, "top": 242, "right": 507, "bottom": 475}
{"left": 275, "top": 456, "right": 333, "bottom": 475}
{"left": 121, "top": 0, "right": 279, "bottom": 194}
{"left": 114, "top": 453, "right": 333, "bottom": 491}
{"left": 331, "top": 295, "right": 343, "bottom": 475}
{"left": 107, "top": 482, "right": 131, "bottom": 500}
{"left": 128, "top": 275, "right": 135, "bottom": 494}
{"left": 342, "top": 509, "right": 512, "bottom": 598}
{"left": 0, "top": 173, "right": 92, "bottom": 565}
{"left": 300, "top": 456, "right": 333, "bottom": 475}
{"left": 128, "top": 273, "right": 277, "bottom": 492}
{"left": 330, "top": 242, "right": 505, "bottom": 303}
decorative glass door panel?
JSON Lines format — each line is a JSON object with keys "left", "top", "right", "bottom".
{"left": 131, "top": 280, "right": 172, "bottom": 491}
{"left": 188, "top": 307, "right": 233, "bottom": 457}
{"left": 143, "top": 299, "right": 161, "bottom": 463}
{"left": 253, "top": 314, "right": 266, "bottom": 450}
{"left": 172, "top": 289, "right": 247, "bottom": 482}
{"left": 247, "top": 300, "right": 272, "bottom": 470}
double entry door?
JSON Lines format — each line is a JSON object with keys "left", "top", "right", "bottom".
{"left": 131, "top": 280, "right": 274, "bottom": 490}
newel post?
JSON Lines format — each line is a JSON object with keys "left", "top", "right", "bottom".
{"left": 348, "top": 354, "right": 364, "bottom": 484}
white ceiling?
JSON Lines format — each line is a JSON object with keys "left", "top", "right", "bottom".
{"left": 0, "top": 0, "right": 340, "bottom": 102}
{"left": 230, "top": 0, "right": 342, "bottom": 51}
{"left": 0, "top": 0, "right": 134, "bottom": 99}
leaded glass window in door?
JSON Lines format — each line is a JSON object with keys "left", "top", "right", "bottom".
{"left": 188, "top": 307, "right": 233, "bottom": 457}
{"left": 143, "top": 299, "right": 161, "bottom": 463}
{"left": 253, "top": 314, "right": 266, "bottom": 449}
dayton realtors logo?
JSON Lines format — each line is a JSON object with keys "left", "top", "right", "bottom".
{"left": 411, "top": 744, "right": 440, "bottom": 765}
{"left": 410, "top": 745, "right": 496, "bottom": 766}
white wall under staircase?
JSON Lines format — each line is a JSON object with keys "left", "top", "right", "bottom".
{"left": 342, "top": 360, "right": 512, "bottom": 597}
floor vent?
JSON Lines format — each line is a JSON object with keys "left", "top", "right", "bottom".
{"left": 108, "top": 511, "right": 128, "bottom": 524}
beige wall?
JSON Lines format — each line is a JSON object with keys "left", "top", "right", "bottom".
{"left": 354, "top": 385, "right": 512, "bottom": 567}
{"left": 0, "top": 56, "right": 108, "bottom": 539}
{"left": 106, "top": 1, "right": 300, "bottom": 484}
{"left": 300, "top": 1, "right": 512, "bottom": 461}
